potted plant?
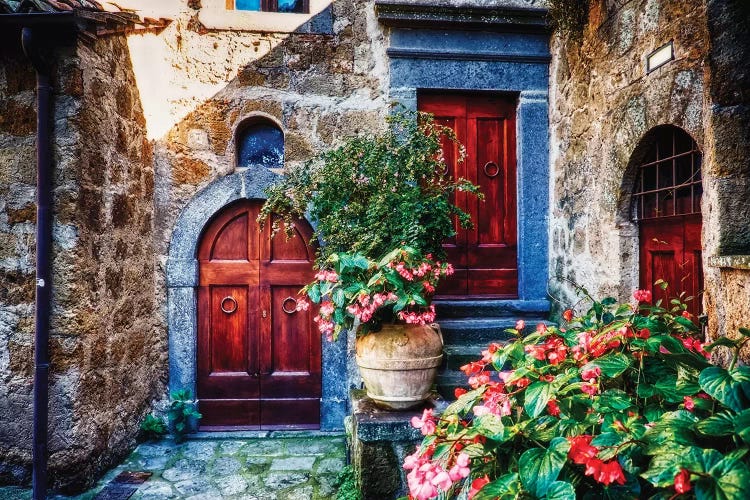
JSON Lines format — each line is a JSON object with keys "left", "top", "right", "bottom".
{"left": 399, "top": 284, "right": 750, "bottom": 500}
{"left": 260, "top": 111, "right": 482, "bottom": 409}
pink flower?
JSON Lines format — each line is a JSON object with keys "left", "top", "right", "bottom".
{"left": 448, "top": 453, "right": 471, "bottom": 481}
{"left": 581, "top": 382, "right": 599, "bottom": 396}
{"left": 515, "top": 319, "right": 526, "bottom": 330}
{"left": 547, "top": 399, "right": 561, "bottom": 417}
{"left": 411, "top": 409, "right": 437, "bottom": 436}
{"left": 295, "top": 299, "right": 310, "bottom": 311}
{"left": 430, "top": 469, "right": 452, "bottom": 491}
{"left": 633, "top": 289, "right": 652, "bottom": 303}
{"left": 319, "top": 301, "right": 334, "bottom": 316}
{"left": 536, "top": 323, "right": 548, "bottom": 333}
{"left": 580, "top": 366, "right": 601, "bottom": 382}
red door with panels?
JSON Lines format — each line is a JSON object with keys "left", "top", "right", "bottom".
{"left": 197, "top": 200, "right": 321, "bottom": 429}
{"left": 418, "top": 93, "right": 518, "bottom": 297}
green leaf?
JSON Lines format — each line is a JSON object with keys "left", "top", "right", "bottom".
{"left": 674, "top": 315, "right": 699, "bottom": 333}
{"left": 332, "top": 288, "right": 346, "bottom": 307}
{"left": 546, "top": 481, "right": 575, "bottom": 500}
{"left": 594, "top": 389, "right": 635, "bottom": 413}
{"left": 699, "top": 366, "right": 750, "bottom": 412}
{"left": 583, "top": 353, "right": 632, "bottom": 378}
{"left": 696, "top": 412, "right": 736, "bottom": 437}
{"left": 739, "top": 328, "right": 750, "bottom": 338}
{"left": 474, "top": 414, "right": 506, "bottom": 441}
{"left": 518, "top": 437, "right": 570, "bottom": 498}
{"left": 643, "top": 411, "right": 698, "bottom": 452}
{"left": 695, "top": 455, "right": 750, "bottom": 500}
{"left": 734, "top": 409, "right": 750, "bottom": 445}
{"left": 442, "top": 387, "right": 485, "bottom": 417}
{"left": 473, "top": 473, "right": 520, "bottom": 500}
{"left": 524, "top": 381, "right": 556, "bottom": 418}
{"left": 591, "top": 432, "right": 630, "bottom": 461}
{"left": 601, "top": 297, "right": 617, "bottom": 306}
{"left": 705, "top": 336, "right": 741, "bottom": 351}
{"left": 307, "top": 284, "right": 321, "bottom": 303}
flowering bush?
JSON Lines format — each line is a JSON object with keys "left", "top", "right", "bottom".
{"left": 297, "top": 245, "right": 454, "bottom": 340}
{"left": 401, "top": 287, "right": 750, "bottom": 500}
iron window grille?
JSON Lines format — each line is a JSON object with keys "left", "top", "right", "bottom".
{"left": 632, "top": 127, "right": 702, "bottom": 221}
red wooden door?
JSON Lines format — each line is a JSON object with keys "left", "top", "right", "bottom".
{"left": 197, "top": 200, "right": 321, "bottom": 429}
{"left": 639, "top": 215, "right": 703, "bottom": 316}
{"left": 419, "top": 93, "right": 518, "bottom": 297}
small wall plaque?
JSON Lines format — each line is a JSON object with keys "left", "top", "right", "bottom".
{"left": 646, "top": 41, "right": 674, "bottom": 74}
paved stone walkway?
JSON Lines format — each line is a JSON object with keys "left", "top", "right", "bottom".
{"left": 0, "top": 432, "right": 347, "bottom": 500}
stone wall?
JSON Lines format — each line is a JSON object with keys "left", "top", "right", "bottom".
{"left": 0, "top": 34, "right": 161, "bottom": 491}
{"left": 548, "top": 0, "right": 750, "bottom": 351}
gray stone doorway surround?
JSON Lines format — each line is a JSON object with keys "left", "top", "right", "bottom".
{"left": 377, "top": 2, "right": 552, "bottom": 301}
{"left": 165, "top": 167, "right": 347, "bottom": 431}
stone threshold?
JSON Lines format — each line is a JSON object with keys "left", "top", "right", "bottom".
{"left": 190, "top": 430, "right": 346, "bottom": 440}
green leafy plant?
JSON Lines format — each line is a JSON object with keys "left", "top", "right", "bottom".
{"left": 168, "top": 389, "right": 202, "bottom": 443}
{"left": 260, "top": 110, "right": 481, "bottom": 261}
{"left": 260, "top": 111, "right": 481, "bottom": 339}
{"left": 139, "top": 413, "right": 167, "bottom": 441}
{"left": 401, "top": 285, "right": 750, "bottom": 499}
{"left": 335, "top": 465, "right": 362, "bottom": 500}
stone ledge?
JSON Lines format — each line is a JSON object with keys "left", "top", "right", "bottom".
{"left": 375, "top": 0, "right": 549, "bottom": 33}
{"left": 351, "top": 389, "right": 448, "bottom": 442}
{"left": 708, "top": 255, "right": 750, "bottom": 270}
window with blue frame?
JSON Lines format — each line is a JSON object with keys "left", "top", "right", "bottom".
{"left": 232, "top": 0, "right": 307, "bottom": 13}
{"left": 237, "top": 121, "right": 285, "bottom": 169}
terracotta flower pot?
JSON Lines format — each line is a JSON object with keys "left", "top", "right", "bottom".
{"left": 355, "top": 322, "right": 443, "bottom": 410}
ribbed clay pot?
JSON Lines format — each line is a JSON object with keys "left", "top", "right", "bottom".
{"left": 355, "top": 322, "right": 443, "bottom": 410}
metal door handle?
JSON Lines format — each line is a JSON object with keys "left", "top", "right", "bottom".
{"left": 483, "top": 161, "right": 500, "bottom": 178}
{"left": 220, "top": 296, "right": 238, "bottom": 314}
{"left": 282, "top": 296, "right": 298, "bottom": 314}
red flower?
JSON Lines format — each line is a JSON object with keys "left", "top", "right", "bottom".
{"left": 633, "top": 289, "right": 652, "bottom": 303}
{"left": 563, "top": 309, "right": 574, "bottom": 322}
{"left": 674, "top": 468, "right": 691, "bottom": 494}
{"left": 540, "top": 374, "right": 555, "bottom": 383}
{"left": 681, "top": 310, "right": 692, "bottom": 319}
{"left": 547, "top": 399, "right": 561, "bottom": 417}
{"left": 511, "top": 377, "right": 531, "bottom": 389}
{"left": 636, "top": 328, "right": 651, "bottom": 339}
{"left": 454, "top": 387, "right": 468, "bottom": 398}
{"left": 568, "top": 435, "right": 598, "bottom": 465}
{"left": 581, "top": 382, "right": 599, "bottom": 396}
{"left": 468, "top": 475, "right": 490, "bottom": 500}
{"left": 460, "top": 361, "right": 485, "bottom": 376}
{"left": 585, "top": 458, "right": 626, "bottom": 486}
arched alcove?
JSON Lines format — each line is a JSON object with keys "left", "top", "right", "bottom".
{"left": 235, "top": 114, "right": 285, "bottom": 169}
{"left": 621, "top": 125, "right": 704, "bottom": 314}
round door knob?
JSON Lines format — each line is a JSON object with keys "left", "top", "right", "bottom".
{"left": 220, "top": 296, "right": 238, "bottom": 314}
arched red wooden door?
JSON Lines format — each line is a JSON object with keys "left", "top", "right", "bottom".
{"left": 419, "top": 93, "right": 518, "bottom": 298}
{"left": 633, "top": 126, "right": 703, "bottom": 316}
{"left": 197, "top": 200, "right": 321, "bottom": 429}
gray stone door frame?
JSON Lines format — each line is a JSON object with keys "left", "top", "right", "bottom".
{"left": 165, "top": 167, "right": 347, "bottom": 431}
{"left": 378, "top": 4, "right": 552, "bottom": 301}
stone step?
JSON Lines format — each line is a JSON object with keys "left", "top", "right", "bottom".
{"left": 434, "top": 299, "right": 550, "bottom": 320}
{"left": 437, "top": 317, "right": 550, "bottom": 344}
{"left": 442, "top": 342, "right": 497, "bottom": 370}
{"left": 435, "top": 371, "right": 470, "bottom": 400}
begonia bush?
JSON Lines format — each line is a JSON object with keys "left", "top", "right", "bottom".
{"left": 297, "top": 245, "right": 454, "bottom": 340}
{"left": 402, "top": 285, "right": 750, "bottom": 500}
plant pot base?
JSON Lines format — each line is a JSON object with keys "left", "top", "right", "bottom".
{"left": 355, "top": 323, "right": 443, "bottom": 411}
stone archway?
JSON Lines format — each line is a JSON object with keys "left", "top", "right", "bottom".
{"left": 165, "top": 167, "right": 347, "bottom": 431}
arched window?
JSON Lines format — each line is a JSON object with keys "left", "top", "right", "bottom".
{"left": 236, "top": 119, "right": 284, "bottom": 169}
{"left": 631, "top": 126, "right": 702, "bottom": 221}
{"left": 630, "top": 125, "right": 703, "bottom": 314}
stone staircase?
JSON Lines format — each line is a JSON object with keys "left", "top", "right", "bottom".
{"left": 433, "top": 299, "right": 551, "bottom": 400}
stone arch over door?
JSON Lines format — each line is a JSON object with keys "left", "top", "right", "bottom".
{"left": 165, "top": 167, "right": 347, "bottom": 431}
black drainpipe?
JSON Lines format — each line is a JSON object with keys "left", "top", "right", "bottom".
{"left": 22, "top": 26, "right": 53, "bottom": 500}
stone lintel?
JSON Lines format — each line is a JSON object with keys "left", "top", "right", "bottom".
{"left": 708, "top": 255, "right": 750, "bottom": 270}
{"left": 375, "top": 1, "right": 550, "bottom": 33}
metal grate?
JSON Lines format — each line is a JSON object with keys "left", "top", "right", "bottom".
{"left": 632, "top": 127, "right": 702, "bottom": 221}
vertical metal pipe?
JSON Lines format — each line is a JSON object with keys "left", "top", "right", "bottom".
{"left": 22, "top": 27, "right": 52, "bottom": 500}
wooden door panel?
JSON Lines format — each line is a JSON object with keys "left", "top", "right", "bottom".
{"left": 261, "top": 399, "right": 320, "bottom": 429}
{"left": 639, "top": 215, "right": 703, "bottom": 315}
{"left": 419, "top": 92, "right": 518, "bottom": 298}
{"left": 198, "top": 200, "right": 320, "bottom": 429}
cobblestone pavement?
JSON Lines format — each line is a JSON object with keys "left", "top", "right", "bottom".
{"left": 0, "top": 432, "right": 347, "bottom": 499}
